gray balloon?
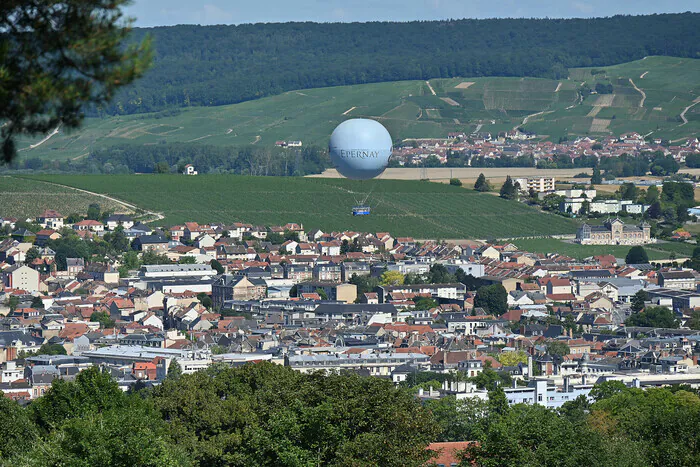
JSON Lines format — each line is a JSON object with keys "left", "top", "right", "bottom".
{"left": 329, "top": 119, "right": 392, "bottom": 180}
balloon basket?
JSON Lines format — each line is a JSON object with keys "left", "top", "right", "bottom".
{"left": 352, "top": 206, "right": 371, "bottom": 216}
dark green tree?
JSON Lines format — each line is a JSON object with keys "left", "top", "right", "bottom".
{"left": 424, "top": 396, "right": 488, "bottom": 442}
{"left": 474, "top": 173, "right": 491, "bottom": 192}
{"left": 487, "top": 386, "right": 510, "bottom": 417}
{"left": 167, "top": 360, "right": 182, "bottom": 380}
{"left": 119, "top": 250, "right": 141, "bottom": 277}
{"left": 474, "top": 284, "right": 508, "bottom": 315}
{"left": 349, "top": 273, "right": 380, "bottom": 298}
{"left": 589, "top": 381, "right": 629, "bottom": 402}
{"left": 86, "top": 203, "right": 101, "bottom": 221}
{"left": 151, "top": 362, "right": 439, "bottom": 466}
{"left": 591, "top": 387, "right": 700, "bottom": 466}
{"left": 0, "top": 1, "right": 152, "bottom": 163}
{"left": 625, "top": 306, "right": 678, "bottom": 328}
{"left": 29, "top": 367, "right": 125, "bottom": 432}
{"left": 24, "top": 247, "right": 41, "bottom": 265}
{"left": 449, "top": 178, "right": 463, "bottom": 186}
{"left": 461, "top": 402, "right": 644, "bottom": 467}
{"left": 591, "top": 167, "right": 602, "bottom": 185}
{"left": 196, "top": 292, "right": 212, "bottom": 309}
{"left": 500, "top": 176, "right": 517, "bottom": 200}
{"left": 6, "top": 295, "right": 19, "bottom": 313}
{"left": 25, "top": 397, "right": 191, "bottom": 466}
{"left": 688, "top": 310, "right": 700, "bottom": 330}
{"left": 646, "top": 201, "right": 662, "bottom": 219}
{"left": 314, "top": 288, "right": 329, "bottom": 300}
{"left": 104, "top": 226, "right": 129, "bottom": 252}
{"left": 90, "top": 311, "right": 116, "bottom": 329}
{"left": 210, "top": 259, "right": 225, "bottom": 275}
{"left": 141, "top": 250, "right": 171, "bottom": 265}
{"left": 0, "top": 397, "right": 39, "bottom": 459}
{"left": 645, "top": 185, "right": 660, "bottom": 204}
{"left": 427, "top": 263, "right": 456, "bottom": 284}
{"left": 630, "top": 289, "right": 648, "bottom": 312}
{"left": 155, "top": 161, "right": 170, "bottom": 174}
{"left": 47, "top": 234, "right": 91, "bottom": 270}
{"left": 618, "top": 183, "right": 638, "bottom": 200}
{"left": 546, "top": 341, "right": 570, "bottom": 357}
{"left": 625, "top": 246, "right": 649, "bottom": 264}
{"left": 470, "top": 366, "right": 512, "bottom": 391}
{"left": 37, "top": 343, "right": 67, "bottom": 356}
{"left": 413, "top": 297, "right": 438, "bottom": 310}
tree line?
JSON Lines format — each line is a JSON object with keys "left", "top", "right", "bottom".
{"left": 9, "top": 143, "right": 330, "bottom": 175}
{"left": 3, "top": 363, "right": 700, "bottom": 466}
{"left": 94, "top": 13, "right": 700, "bottom": 116}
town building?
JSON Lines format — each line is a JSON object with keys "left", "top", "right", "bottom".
{"left": 658, "top": 270, "right": 696, "bottom": 290}
{"left": 287, "top": 351, "right": 430, "bottom": 376}
{"left": 36, "top": 210, "right": 64, "bottom": 230}
{"left": 576, "top": 218, "right": 651, "bottom": 245}
{"left": 2, "top": 265, "right": 40, "bottom": 292}
{"left": 514, "top": 176, "right": 555, "bottom": 194}
{"left": 212, "top": 275, "right": 267, "bottom": 308}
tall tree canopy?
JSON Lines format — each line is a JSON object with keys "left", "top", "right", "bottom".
{"left": 474, "top": 173, "right": 491, "bottom": 192}
{"left": 474, "top": 284, "right": 508, "bottom": 315}
{"left": 0, "top": 0, "right": 151, "bottom": 163}
{"left": 625, "top": 246, "right": 649, "bottom": 265}
{"left": 625, "top": 306, "right": 678, "bottom": 328}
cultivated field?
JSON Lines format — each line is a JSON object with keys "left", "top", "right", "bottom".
{"left": 309, "top": 167, "right": 592, "bottom": 186}
{"left": 16, "top": 57, "right": 699, "bottom": 161}
{"left": 514, "top": 237, "right": 696, "bottom": 261}
{"left": 21, "top": 175, "right": 578, "bottom": 239}
{"left": 0, "top": 176, "right": 132, "bottom": 219}
{"left": 529, "top": 56, "right": 700, "bottom": 142}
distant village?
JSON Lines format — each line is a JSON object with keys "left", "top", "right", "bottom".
{"left": 392, "top": 131, "right": 700, "bottom": 166}
{"left": 2, "top": 207, "right": 700, "bottom": 406}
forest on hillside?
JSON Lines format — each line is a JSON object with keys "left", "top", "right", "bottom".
{"left": 100, "top": 13, "right": 700, "bottom": 115}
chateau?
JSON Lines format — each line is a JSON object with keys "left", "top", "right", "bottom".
{"left": 576, "top": 218, "right": 652, "bottom": 245}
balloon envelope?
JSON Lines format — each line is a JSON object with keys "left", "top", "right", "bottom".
{"left": 329, "top": 119, "right": 392, "bottom": 180}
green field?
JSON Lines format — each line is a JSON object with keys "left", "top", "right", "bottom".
{"left": 513, "top": 237, "right": 696, "bottom": 261}
{"left": 17, "top": 175, "right": 578, "bottom": 239}
{"left": 16, "top": 57, "right": 699, "bottom": 161}
{"left": 0, "top": 176, "right": 131, "bottom": 219}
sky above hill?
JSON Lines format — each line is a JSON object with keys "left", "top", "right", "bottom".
{"left": 125, "top": 0, "right": 697, "bottom": 27}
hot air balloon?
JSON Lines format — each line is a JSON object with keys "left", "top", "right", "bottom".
{"left": 328, "top": 119, "right": 392, "bottom": 215}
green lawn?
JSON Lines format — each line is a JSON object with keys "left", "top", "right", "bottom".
{"left": 513, "top": 237, "right": 695, "bottom": 261}
{"left": 19, "top": 175, "right": 578, "bottom": 239}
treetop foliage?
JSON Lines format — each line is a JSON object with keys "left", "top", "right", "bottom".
{"left": 625, "top": 306, "right": 678, "bottom": 328}
{"left": 625, "top": 245, "right": 649, "bottom": 265}
{"left": 1, "top": 362, "right": 700, "bottom": 466}
{"left": 1, "top": 0, "right": 152, "bottom": 163}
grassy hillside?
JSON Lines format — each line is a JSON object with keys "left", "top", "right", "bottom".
{"left": 0, "top": 176, "right": 132, "bottom": 219}
{"left": 112, "top": 14, "right": 700, "bottom": 114}
{"left": 526, "top": 56, "right": 700, "bottom": 142}
{"left": 16, "top": 57, "right": 699, "bottom": 161}
{"left": 19, "top": 175, "right": 577, "bottom": 239}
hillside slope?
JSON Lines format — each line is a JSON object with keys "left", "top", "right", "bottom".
{"left": 17, "top": 57, "right": 699, "bottom": 163}
{"left": 106, "top": 14, "right": 699, "bottom": 115}
{"left": 0, "top": 176, "right": 132, "bottom": 219}
{"left": 21, "top": 175, "right": 578, "bottom": 239}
